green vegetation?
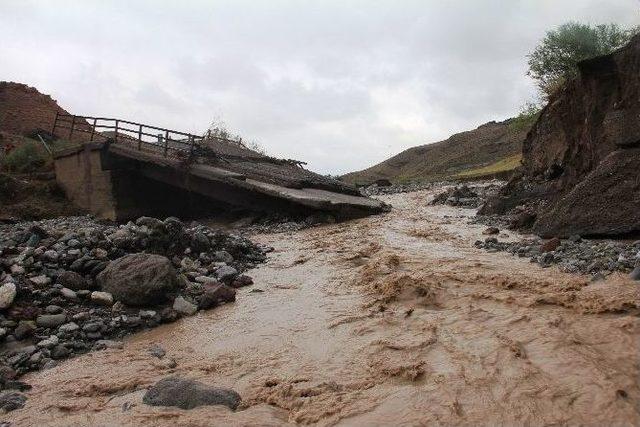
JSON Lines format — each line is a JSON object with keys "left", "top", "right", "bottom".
{"left": 455, "top": 154, "right": 522, "bottom": 180}
{"left": 509, "top": 102, "right": 541, "bottom": 132}
{"left": 1, "top": 140, "right": 50, "bottom": 173}
{"left": 528, "top": 22, "right": 637, "bottom": 97}
{"left": 1, "top": 137, "right": 81, "bottom": 174}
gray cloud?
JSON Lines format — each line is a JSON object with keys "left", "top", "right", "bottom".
{"left": 1, "top": 0, "right": 638, "bottom": 174}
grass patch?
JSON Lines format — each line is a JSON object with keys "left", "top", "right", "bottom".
{"left": 0, "top": 138, "right": 80, "bottom": 174}
{"left": 454, "top": 153, "right": 522, "bottom": 179}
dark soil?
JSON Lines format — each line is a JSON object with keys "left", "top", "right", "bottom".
{"left": 0, "top": 173, "right": 82, "bottom": 221}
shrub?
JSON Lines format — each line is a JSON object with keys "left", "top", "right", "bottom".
{"left": 528, "top": 22, "right": 638, "bottom": 98}
{"left": 1, "top": 140, "right": 50, "bottom": 173}
{"left": 509, "top": 102, "right": 541, "bottom": 132}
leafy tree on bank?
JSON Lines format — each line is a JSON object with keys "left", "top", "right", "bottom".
{"left": 527, "top": 22, "right": 638, "bottom": 98}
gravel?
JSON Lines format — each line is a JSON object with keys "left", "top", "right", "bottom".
{"left": 475, "top": 234, "right": 640, "bottom": 277}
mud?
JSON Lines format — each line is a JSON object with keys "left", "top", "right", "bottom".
{"left": 5, "top": 188, "right": 640, "bottom": 426}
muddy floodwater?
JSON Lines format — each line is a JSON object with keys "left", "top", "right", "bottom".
{"left": 7, "top": 188, "right": 640, "bottom": 426}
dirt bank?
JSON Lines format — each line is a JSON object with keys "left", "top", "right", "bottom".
{"left": 5, "top": 187, "right": 639, "bottom": 426}
{"left": 482, "top": 34, "right": 640, "bottom": 238}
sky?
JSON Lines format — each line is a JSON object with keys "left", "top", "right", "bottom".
{"left": 1, "top": 1, "right": 638, "bottom": 175}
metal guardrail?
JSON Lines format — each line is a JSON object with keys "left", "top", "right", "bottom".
{"left": 52, "top": 112, "right": 204, "bottom": 157}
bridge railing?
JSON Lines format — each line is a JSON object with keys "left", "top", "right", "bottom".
{"left": 52, "top": 112, "right": 205, "bottom": 157}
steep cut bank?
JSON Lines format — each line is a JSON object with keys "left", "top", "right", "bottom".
{"left": 481, "top": 34, "right": 640, "bottom": 238}
{"left": 341, "top": 119, "right": 528, "bottom": 185}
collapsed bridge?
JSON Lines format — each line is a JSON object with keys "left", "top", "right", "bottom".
{"left": 51, "top": 113, "right": 387, "bottom": 221}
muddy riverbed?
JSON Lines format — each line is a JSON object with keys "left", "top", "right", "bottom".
{"left": 5, "top": 188, "right": 640, "bottom": 426}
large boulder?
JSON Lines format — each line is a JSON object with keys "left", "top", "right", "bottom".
{"left": 96, "top": 254, "right": 179, "bottom": 306}
{"left": 143, "top": 377, "right": 241, "bottom": 410}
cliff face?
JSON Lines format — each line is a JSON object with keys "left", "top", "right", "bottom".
{"left": 341, "top": 120, "right": 527, "bottom": 185}
{"left": 481, "top": 34, "right": 640, "bottom": 237}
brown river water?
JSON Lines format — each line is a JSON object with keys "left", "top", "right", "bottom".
{"left": 6, "top": 188, "right": 640, "bottom": 426}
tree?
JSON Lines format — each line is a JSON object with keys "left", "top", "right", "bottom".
{"left": 527, "top": 22, "right": 637, "bottom": 97}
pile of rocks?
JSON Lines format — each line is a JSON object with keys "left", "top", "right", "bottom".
{"left": 0, "top": 215, "right": 268, "bottom": 383}
{"left": 431, "top": 183, "right": 503, "bottom": 209}
{"left": 476, "top": 232, "right": 640, "bottom": 278}
{"left": 360, "top": 182, "right": 435, "bottom": 196}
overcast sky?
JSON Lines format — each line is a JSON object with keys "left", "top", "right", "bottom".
{"left": 1, "top": 1, "right": 638, "bottom": 174}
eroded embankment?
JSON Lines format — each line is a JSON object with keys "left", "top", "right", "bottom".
{"left": 5, "top": 188, "right": 640, "bottom": 426}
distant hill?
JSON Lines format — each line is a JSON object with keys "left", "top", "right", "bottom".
{"left": 341, "top": 119, "right": 529, "bottom": 185}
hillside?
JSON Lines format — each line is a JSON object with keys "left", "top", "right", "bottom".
{"left": 0, "top": 81, "right": 92, "bottom": 141}
{"left": 341, "top": 119, "right": 529, "bottom": 185}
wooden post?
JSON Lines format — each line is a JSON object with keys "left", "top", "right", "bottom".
{"left": 138, "top": 124, "right": 143, "bottom": 150}
{"left": 114, "top": 120, "right": 119, "bottom": 143}
{"left": 69, "top": 115, "right": 76, "bottom": 140}
{"left": 164, "top": 130, "right": 169, "bottom": 156}
{"left": 90, "top": 118, "right": 97, "bottom": 142}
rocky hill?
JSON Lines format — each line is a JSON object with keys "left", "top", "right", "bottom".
{"left": 0, "top": 82, "right": 91, "bottom": 141}
{"left": 341, "top": 119, "right": 529, "bottom": 185}
{"left": 481, "top": 34, "right": 640, "bottom": 238}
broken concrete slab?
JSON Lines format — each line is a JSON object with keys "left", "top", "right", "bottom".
{"left": 54, "top": 137, "right": 388, "bottom": 221}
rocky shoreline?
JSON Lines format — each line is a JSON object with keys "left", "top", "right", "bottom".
{"left": 475, "top": 232, "right": 640, "bottom": 278}
{"left": 0, "top": 215, "right": 268, "bottom": 408}
{"left": 426, "top": 183, "right": 640, "bottom": 280}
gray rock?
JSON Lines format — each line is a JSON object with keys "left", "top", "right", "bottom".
{"left": 215, "top": 265, "right": 238, "bottom": 283}
{"left": 198, "top": 283, "right": 236, "bottom": 309}
{"left": 143, "top": 376, "right": 241, "bottom": 410}
{"left": 14, "top": 321, "right": 35, "bottom": 340}
{"left": 631, "top": 266, "right": 640, "bottom": 281}
{"left": 139, "top": 310, "right": 157, "bottom": 319}
{"left": 9, "top": 264, "right": 24, "bottom": 275}
{"left": 0, "top": 282, "right": 17, "bottom": 309}
{"left": 0, "top": 391, "right": 27, "bottom": 412}
{"left": 91, "top": 291, "right": 114, "bottom": 306}
{"left": 26, "top": 234, "right": 40, "bottom": 247}
{"left": 149, "top": 344, "right": 166, "bottom": 359}
{"left": 67, "top": 238, "right": 81, "bottom": 248}
{"left": 191, "top": 232, "right": 211, "bottom": 252}
{"left": 60, "top": 287, "right": 78, "bottom": 300}
{"left": 58, "top": 322, "right": 79, "bottom": 333}
{"left": 213, "top": 251, "right": 234, "bottom": 263}
{"left": 45, "top": 305, "right": 63, "bottom": 314}
{"left": 173, "top": 296, "right": 197, "bottom": 316}
{"left": 136, "top": 216, "right": 166, "bottom": 231}
{"left": 231, "top": 275, "right": 253, "bottom": 289}
{"left": 36, "top": 314, "right": 67, "bottom": 328}
{"left": 82, "top": 321, "right": 103, "bottom": 333}
{"left": 37, "top": 335, "right": 60, "bottom": 349}
{"left": 51, "top": 344, "right": 70, "bottom": 359}
{"left": 43, "top": 250, "right": 59, "bottom": 262}
{"left": 29, "top": 275, "right": 51, "bottom": 287}
{"left": 41, "top": 359, "right": 58, "bottom": 370}
{"left": 97, "top": 254, "right": 179, "bottom": 306}
{"left": 57, "top": 271, "right": 89, "bottom": 291}
{"left": 93, "top": 340, "right": 123, "bottom": 350}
